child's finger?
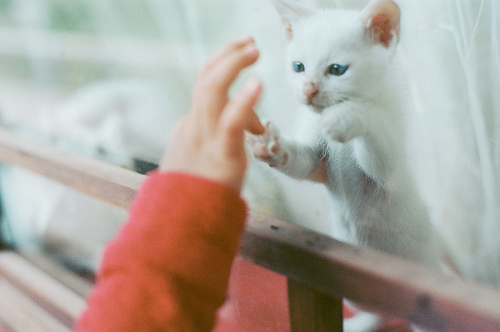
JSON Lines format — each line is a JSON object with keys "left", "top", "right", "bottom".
{"left": 218, "top": 78, "right": 264, "bottom": 155}
{"left": 209, "top": 41, "right": 259, "bottom": 97}
{"left": 191, "top": 39, "right": 259, "bottom": 128}
{"left": 202, "top": 35, "right": 255, "bottom": 73}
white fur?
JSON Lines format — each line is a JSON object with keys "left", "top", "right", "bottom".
{"left": 250, "top": 0, "right": 442, "bottom": 330}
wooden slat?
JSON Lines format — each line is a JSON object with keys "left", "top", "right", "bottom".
{"left": 241, "top": 213, "right": 500, "bottom": 331}
{"left": 288, "top": 279, "right": 343, "bottom": 332}
{"left": 0, "top": 276, "right": 70, "bottom": 332}
{"left": 20, "top": 251, "right": 93, "bottom": 298}
{"left": 0, "top": 128, "right": 500, "bottom": 331}
{"left": 0, "top": 129, "right": 145, "bottom": 209}
{"left": 0, "top": 252, "right": 85, "bottom": 329}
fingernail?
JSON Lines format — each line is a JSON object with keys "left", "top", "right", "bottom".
{"left": 243, "top": 42, "right": 258, "bottom": 55}
{"left": 238, "top": 35, "right": 254, "bottom": 44}
{"left": 244, "top": 78, "right": 262, "bottom": 94}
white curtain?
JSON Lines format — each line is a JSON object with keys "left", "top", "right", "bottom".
{"left": 0, "top": 0, "right": 499, "bottom": 286}
{"left": 396, "top": 0, "right": 500, "bottom": 285}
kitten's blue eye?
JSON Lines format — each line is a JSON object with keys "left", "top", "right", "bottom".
{"left": 293, "top": 61, "right": 305, "bottom": 73}
{"left": 328, "top": 64, "right": 349, "bottom": 76}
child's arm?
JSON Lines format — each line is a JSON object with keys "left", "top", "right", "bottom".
{"left": 76, "top": 36, "right": 263, "bottom": 331}
{"left": 75, "top": 172, "right": 247, "bottom": 331}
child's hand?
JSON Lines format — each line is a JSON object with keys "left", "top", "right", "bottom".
{"left": 159, "top": 36, "right": 265, "bottom": 191}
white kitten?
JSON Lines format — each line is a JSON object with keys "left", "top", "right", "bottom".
{"left": 249, "top": 0, "right": 442, "bottom": 330}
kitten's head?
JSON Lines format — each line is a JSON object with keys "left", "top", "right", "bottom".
{"left": 272, "top": 0, "right": 401, "bottom": 112}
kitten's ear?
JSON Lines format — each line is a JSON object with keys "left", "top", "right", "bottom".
{"left": 361, "top": 0, "right": 400, "bottom": 48}
{"left": 271, "top": 0, "right": 315, "bottom": 40}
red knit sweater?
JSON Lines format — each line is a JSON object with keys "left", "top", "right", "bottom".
{"left": 75, "top": 172, "right": 247, "bottom": 331}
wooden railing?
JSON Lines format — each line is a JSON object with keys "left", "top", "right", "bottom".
{"left": 0, "top": 127, "right": 500, "bottom": 331}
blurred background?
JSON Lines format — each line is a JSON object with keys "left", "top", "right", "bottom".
{"left": 0, "top": 0, "right": 499, "bottom": 289}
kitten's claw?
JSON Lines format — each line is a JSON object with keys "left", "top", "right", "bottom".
{"left": 247, "top": 122, "right": 288, "bottom": 167}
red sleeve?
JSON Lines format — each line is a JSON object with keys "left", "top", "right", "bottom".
{"left": 74, "top": 172, "right": 247, "bottom": 332}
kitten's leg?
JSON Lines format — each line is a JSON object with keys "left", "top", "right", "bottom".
{"left": 321, "top": 105, "right": 389, "bottom": 184}
{"left": 343, "top": 311, "right": 388, "bottom": 332}
{"left": 411, "top": 323, "right": 432, "bottom": 332}
{"left": 344, "top": 303, "right": 429, "bottom": 332}
{"left": 248, "top": 122, "right": 322, "bottom": 180}
{"left": 321, "top": 106, "right": 364, "bottom": 144}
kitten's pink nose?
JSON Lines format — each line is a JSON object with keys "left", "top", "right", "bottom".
{"left": 303, "top": 82, "right": 319, "bottom": 104}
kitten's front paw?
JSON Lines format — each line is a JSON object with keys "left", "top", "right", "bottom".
{"left": 247, "top": 122, "right": 288, "bottom": 167}
{"left": 322, "top": 110, "right": 362, "bottom": 143}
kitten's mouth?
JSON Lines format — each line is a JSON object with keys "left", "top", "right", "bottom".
{"left": 310, "top": 104, "right": 324, "bottom": 114}
{"left": 306, "top": 99, "right": 324, "bottom": 113}
{"left": 307, "top": 97, "right": 349, "bottom": 113}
